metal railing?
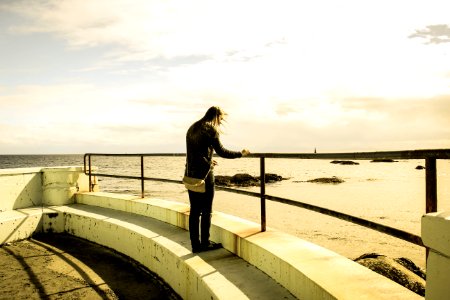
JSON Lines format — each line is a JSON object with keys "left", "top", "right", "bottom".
{"left": 83, "top": 149, "right": 450, "bottom": 248}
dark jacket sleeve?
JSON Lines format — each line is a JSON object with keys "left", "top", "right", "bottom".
{"left": 185, "top": 122, "right": 242, "bottom": 178}
{"left": 211, "top": 130, "right": 242, "bottom": 159}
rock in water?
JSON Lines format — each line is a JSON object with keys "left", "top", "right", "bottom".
{"left": 259, "top": 173, "right": 283, "bottom": 183}
{"left": 215, "top": 173, "right": 283, "bottom": 187}
{"left": 306, "top": 176, "right": 345, "bottom": 184}
{"left": 330, "top": 160, "right": 360, "bottom": 165}
{"left": 231, "top": 173, "right": 259, "bottom": 186}
{"left": 214, "top": 175, "right": 232, "bottom": 186}
{"left": 354, "top": 253, "right": 425, "bottom": 296}
{"left": 370, "top": 159, "right": 398, "bottom": 163}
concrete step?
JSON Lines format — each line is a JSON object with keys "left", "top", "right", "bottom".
{"left": 49, "top": 204, "right": 296, "bottom": 300}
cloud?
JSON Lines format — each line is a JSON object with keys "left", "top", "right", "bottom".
{"left": 1, "top": 0, "right": 450, "bottom": 153}
{"left": 341, "top": 95, "right": 450, "bottom": 123}
{"left": 275, "top": 103, "right": 298, "bottom": 116}
{"left": 409, "top": 24, "right": 450, "bottom": 44}
{"left": 232, "top": 95, "right": 450, "bottom": 152}
{"left": 3, "top": 0, "right": 287, "bottom": 63}
{"left": 4, "top": 0, "right": 450, "bottom": 98}
{"left": 339, "top": 95, "right": 450, "bottom": 144}
{"left": 239, "top": 95, "right": 448, "bottom": 152}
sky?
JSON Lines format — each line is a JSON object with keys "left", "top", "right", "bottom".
{"left": 1, "top": 0, "right": 450, "bottom": 154}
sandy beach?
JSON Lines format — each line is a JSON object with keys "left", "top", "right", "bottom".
{"left": 213, "top": 190, "right": 427, "bottom": 269}
{"left": 153, "top": 185, "right": 428, "bottom": 270}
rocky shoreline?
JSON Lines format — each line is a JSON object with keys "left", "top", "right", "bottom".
{"left": 214, "top": 159, "right": 426, "bottom": 187}
{"left": 354, "top": 253, "right": 426, "bottom": 296}
{"left": 216, "top": 173, "right": 348, "bottom": 186}
{"left": 216, "top": 158, "right": 429, "bottom": 188}
{"left": 305, "top": 176, "right": 345, "bottom": 184}
{"left": 215, "top": 173, "right": 284, "bottom": 187}
{"left": 214, "top": 173, "right": 426, "bottom": 296}
{"left": 331, "top": 160, "right": 360, "bottom": 165}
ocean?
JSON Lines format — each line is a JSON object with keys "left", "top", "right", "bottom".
{"left": 2, "top": 154, "right": 449, "bottom": 268}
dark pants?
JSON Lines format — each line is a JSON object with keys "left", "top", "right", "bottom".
{"left": 188, "top": 172, "right": 214, "bottom": 249}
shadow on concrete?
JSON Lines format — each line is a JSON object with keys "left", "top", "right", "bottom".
{"left": 195, "top": 248, "right": 296, "bottom": 300}
{"left": 1, "top": 245, "right": 49, "bottom": 299}
{"left": 32, "top": 233, "right": 181, "bottom": 300}
{"left": 0, "top": 209, "right": 44, "bottom": 245}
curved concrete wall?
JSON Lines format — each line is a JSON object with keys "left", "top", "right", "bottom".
{"left": 0, "top": 168, "right": 43, "bottom": 211}
{"left": 76, "top": 192, "right": 422, "bottom": 300}
{"left": 0, "top": 167, "right": 429, "bottom": 299}
{"left": 422, "top": 212, "right": 450, "bottom": 300}
{"left": 0, "top": 166, "right": 91, "bottom": 212}
{"left": 42, "top": 167, "right": 90, "bottom": 206}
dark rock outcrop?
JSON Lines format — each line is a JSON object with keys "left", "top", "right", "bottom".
{"left": 415, "top": 165, "right": 425, "bottom": 170}
{"left": 354, "top": 253, "right": 426, "bottom": 296}
{"left": 215, "top": 173, "right": 283, "bottom": 187}
{"left": 306, "top": 176, "right": 345, "bottom": 184}
{"left": 229, "top": 173, "right": 259, "bottom": 187}
{"left": 370, "top": 159, "right": 398, "bottom": 163}
{"left": 214, "top": 176, "right": 232, "bottom": 186}
{"left": 330, "top": 160, "right": 359, "bottom": 165}
{"left": 261, "top": 173, "right": 283, "bottom": 183}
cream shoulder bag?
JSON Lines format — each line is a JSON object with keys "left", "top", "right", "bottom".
{"left": 182, "top": 162, "right": 211, "bottom": 193}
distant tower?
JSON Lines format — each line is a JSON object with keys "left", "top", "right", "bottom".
{"left": 314, "top": 148, "right": 317, "bottom": 153}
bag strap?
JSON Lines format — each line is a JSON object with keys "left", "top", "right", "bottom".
{"left": 186, "top": 159, "right": 211, "bottom": 180}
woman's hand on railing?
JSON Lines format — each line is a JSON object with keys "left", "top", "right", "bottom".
{"left": 241, "top": 149, "right": 251, "bottom": 156}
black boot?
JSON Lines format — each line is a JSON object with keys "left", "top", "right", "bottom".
{"left": 192, "top": 243, "right": 202, "bottom": 253}
{"left": 200, "top": 241, "right": 222, "bottom": 252}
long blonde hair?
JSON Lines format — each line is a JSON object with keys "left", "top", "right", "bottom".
{"left": 201, "top": 106, "right": 226, "bottom": 129}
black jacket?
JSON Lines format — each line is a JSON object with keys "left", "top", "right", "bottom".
{"left": 185, "top": 121, "right": 242, "bottom": 178}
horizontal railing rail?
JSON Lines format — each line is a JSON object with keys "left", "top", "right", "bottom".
{"left": 83, "top": 149, "right": 450, "bottom": 248}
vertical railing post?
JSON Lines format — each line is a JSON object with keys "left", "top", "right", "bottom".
{"left": 425, "top": 157, "right": 437, "bottom": 213}
{"left": 425, "top": 157, "right": 437, "bottom": 261}
{"left": 141, "top": 155, "right": 145, "bottom": 198}
{"left": 88, "top": 155, "right": 92, "bottom": 192}
{"left": 260, "top": 156, "right": 266, "bottom": 232}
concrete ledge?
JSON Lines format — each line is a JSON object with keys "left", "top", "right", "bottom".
{"left": 0, "top": 167, "right": 425, "bottom": 299}
{"left": 0, "top": 170, "right": 42, "bottom": 211}
{"left": 0, "top": 167, "right": 42, "bottom": 175}
{"left": 76, "top": 192, "right": 422, "bottom": 300}
{"left": 52, "top": 204, "right": 250, "bottom": 300}
{"left": 76, "top": 192, "right": 190, "bottom": 229}
{"left": 0, "top": 166, "right": 91, "bottom": 212}
{"left": 422, "top": 211, "right": 450, "bottom": 300}
{"left": 42, "top": 166, "right": 90, "bottom": 206}
{"left": 0, "top": 204, "right": 294, "bottom": 300}
{"left": 0, "top": 208, "right": 44, "bottom": 243}
{"left": 422, "top": 211, "right": 450, "bottom": 257}
{"left": 212, "top": 210, "right": 422, "bottom": 300}
{"left": 0, "top": 191, "right": 423, "bottom": 299}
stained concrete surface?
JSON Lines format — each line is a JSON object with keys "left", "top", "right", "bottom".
{"left": 0, "top": 233, "right": 180, "bottom": 300}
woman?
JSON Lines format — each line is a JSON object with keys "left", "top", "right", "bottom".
{"left": 185, "top": 106, "right": 250, "bottom": 253}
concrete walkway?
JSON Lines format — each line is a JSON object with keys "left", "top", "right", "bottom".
{"left": 74, "top": 203, "right": 297, "bottom": 299}
{"left": 0, "top": 205, "right": 296, "bottom": 300}
{"left": 0, "top": 233, "right": 180, "bottom": 300}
